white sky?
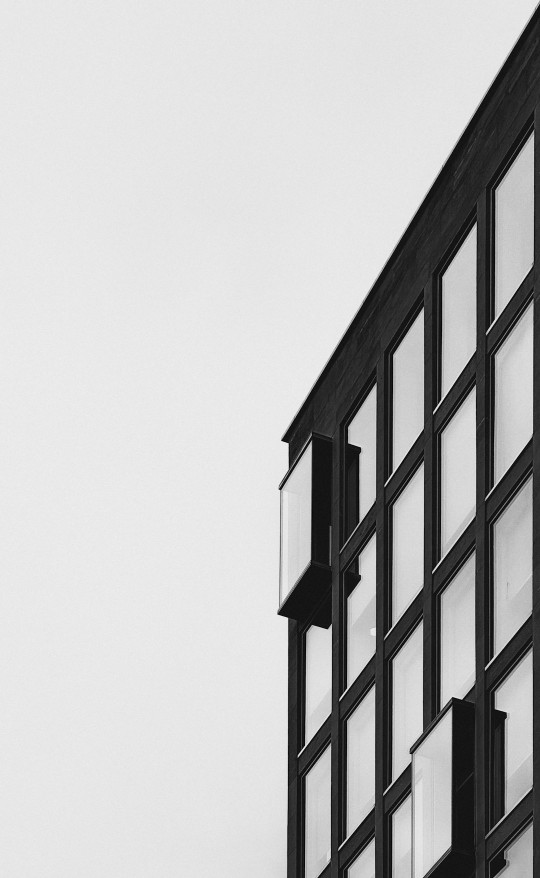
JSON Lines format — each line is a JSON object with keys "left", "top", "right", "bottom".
{"left": 0, "top": 2, "right": 538, "bottom": 876}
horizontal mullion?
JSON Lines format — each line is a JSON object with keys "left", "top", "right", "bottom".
{"left": 433, "top": 356, "right": 476, "bottom": 433}
{"left": 337, "top": 810, "right": 375, "bottom": 871}
{"left": 485, "top": 617, "right": 533, "bottom": 690}
{"left": 339, "top": 657, "right": 376, "bottom": 720}
{"left": 383, "top": 592, "right": 423, "bottom": 659}
{"left": 383, "top": 764, "right": 411, "bottom": 815}
{"left": 485, "top": 440, "right": 533, "bottom": 521}
{"left": 486, "top": 269, "right": 534, "bottom": 353}
{"left": 485, "top": 789, "right": 533, "bottom": 860}
{"left": 432, "top": 519, "right": 476, "bottom": 593}
{"left": 297, "top": 718, "right": 331, "bottom": 775}
{"left": 339, "top": 507, "right": 377, "bottom": 574}
{"left": 384, "top": 434, "right": 424, "bottom": 505}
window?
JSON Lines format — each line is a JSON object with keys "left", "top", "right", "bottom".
{"left": 392, "top": 796, "right": 412, "bottom": 878}
{"left": 492, "top": 478, "right": 532, "bottom": 657}
{"left": 345, "top": 536, "right": 376, "bottom": 688}
{"left": 493, "top": 303, "right": 533, "bottom": 485}
{"left": 304, "top": 621, "right": 332, "bottom": 744}
{"left": 305, "top": 746, "right": 331, "bottom": 878}
{"left": 280, "top": 443, "right": 312, "bottom": 602}
{"left": 345, "top": 385, "right": 377, "bottom": 538}
{"left": 492, "top": 651, "right": 533, "bottom": 822}
{"left": 347, "top": 839, "right": 375, "bottom": 878}
{"left": 392, "top": 310, "right": 424, "bottom": 472}
{"left": 392, "top": 623, "right": 423, "bottom": 781}
{"left": 392, "top": 466, "right": 424, "bottom": 625}
{"left": 490, "top": 823, "right": 533, "bottom": 877}
{"left": 439, "top": 554, "right": 475, "bottom": 708}
{"left": 440, "top": 389, "right": 476, "bottom": 557}
{"left": 440, "top": 225, "right": 477, "bottom": 400}
{"left": 412, "top": 709, "right": 452, "bottom": 878}
{"left": 494, "top": 133, "right": 534, "bottom": 319}
{"left": 346, "top": 687, "right": 375, "bottom": 836}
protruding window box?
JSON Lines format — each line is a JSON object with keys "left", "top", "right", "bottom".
{"left": 411, "top": 699, "right": 475, "bottom": 878}
{"left": 278, "top": 434, "right": 332, "bottom": 621}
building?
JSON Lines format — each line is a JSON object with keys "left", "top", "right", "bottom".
{"left": 277, "top": 11, "right": 540, "bottom": 878}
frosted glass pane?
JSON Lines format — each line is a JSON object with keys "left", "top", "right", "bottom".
{"left": 493, "top": 478, "right": 532, "bottom": 656}
{"left": 346, "top": 386, "right": 377, "bottom": 534}
{"left": 495, "top": 134, "right": 534, "bottom": 318}
{"left": 494, "top": 651, "right": 532, "bottom": 817}
{"left": 441, "top": 225, "right": 477, "bottom": 399}
{"left": 305, "top": 747, "right": 331, "bottom": 878}
{"left": 392, "top": 466, "right": 424, "bottom": 624}
{"left": 392, "top": 624, "right": 423, "bottom": 780}
{"left": 393, "top": 311, "right": 424, "bottom": 471}
{"left": 347, "top": 536, "right": 376, "bottom": 687}
{"left": 346, "top": 687, "right": 375, "bottom": 835}
{"left": 494, "top": 304, "right": 533, "bottom": 483}
{"left": 412, "top": 710, "right": 452, "bottom": 878}
{"left": 495, "top": 823, "right": 533, "bottom": 877}
{"left": 440, "top": 390, "right": 475, "bottom": 556}
{"left": 305, "top": 623, "right": 332, "bottom": 743}
{"left": 440, "top": 554, "right": 475, "bottom": 707}
{"left": 280, "top": 443, "right": 312, "bottom": 602}
{"left": 348, "top": 840, "right": 375, "bottom": 878}
{"left": 392, "top": 796, "right": 412, "bottom": 878}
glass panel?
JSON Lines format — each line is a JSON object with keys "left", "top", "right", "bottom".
{"left": 346, "top": 687, "right": 375, "bottom": 836}
{"left": 348, "top": 840, "right": 375, "bottom": 878}
{"left": 493, "top": 651, "right": 533, "bottom": 819}
{"left": 305, "top": 746, "right": 331, "bottom": 878}
{"left": 305, "top": 623, "right": 332, "bottom": 744}
{"left": 412, "top": 709, "right": 452, "bottom": 878}
{"left": 346, "top": 386, "right": 377, "bottom": 536}
{"left": 280, "top": 443, "right": 312, "bottom": 603}
{"left": 492, "top": 823, "right": 533, "bottom": 877}
{"left": 494, "top": 133, "right": 534, "bottom": 318}
{"left": 392, "top": 311, "right": 424, "bottom": 471}
{"left": 440, "top": 225, "right": 477, "bottom": 399}
{"left": 493, "top": 478, "right": 532, "bottom": 656}
{"left": 440, "top": 389, "right": 476, "bottom": 556}
{"left": 346, "top": 536, "right": 376, "bottom": 688}
{"left": 392, "top": 796, "right": 412, "bottom": 878}
{"left": 494, "top": 303, "right": 533, "bottom": 484}
{"left": 392, "top": 623, "right": 423, "bottom": 781}
{"left": 392, "top": 466, "right": 424, "bottom": 624}
{"left": 440, "top": 554, "right": 475, "bottom": 707}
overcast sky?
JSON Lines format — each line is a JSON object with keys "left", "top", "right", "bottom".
{"left": 0, "top": 2, "right": 538, "bottom": 876}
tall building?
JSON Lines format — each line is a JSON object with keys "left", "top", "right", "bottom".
{"left": 277, "top": 11, "right": 540, "bottom": 878}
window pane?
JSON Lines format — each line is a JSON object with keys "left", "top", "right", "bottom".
{"left": 392, "top": 623, "right": 423, "bottom": 781}
{"left": 348, "top": 840, "right": 375, "bottom": 878}
{"left": 492, "top": 823, "right": 533, "bottom": 877}
{"left": 280, "top": 443, "right": 312, "bottom": 602}
{"left": 305, "top": 623, "right": 332, "bottom": 744}
{"left": 392, "top": 466, "right": 424, "bottom": 624}
{"left": 493, "top": 651, "right": 533, "bottom": 819}
{"left": 346, "top": 386, "right": 377, "bottom": 536}
{"left": 440, "top": 554, "right": 475, "bottom": 707}
{"left": 346, "top": 687, "right": 375, "bottom": 836}
{"left": 393, "top": 311, "right": 424, "bottom": 471}
{"left": 305, "top": 746, "right": 331, "bottom": 878}
{"left": 440, "top": 225, "right": 477, "bottom": 399}
{"left": 440, "top": 390, "right": 475, "bottom": 556}
{"left": 494, "top": 304, "right": 533, "bottom": 484}
{"left": 493, "top": 478, "right": 532, "bottom": 656}
{"left": 412, "top": 709, "right": 452, "bottom": 878}
{"left": 346, "top": 536, "right": 376, "bottom": 688}
{"left": 495, "top": 133, "right": 534, "bottom": 318}
{"left": 392, "top": 796, "right": 412, "bottom": 878}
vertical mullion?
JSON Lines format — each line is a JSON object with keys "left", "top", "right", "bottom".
{"left": 424, "top": 280, "right": 435, "bottom": 728}
{"left": 287, "top": 619, "right": 299, "bottom": 878}
{"left": 532, "top": 106, "right": 540, "bottom": 878}
{"left": 330, "top": 434, "right": 340, "bottom": 878}
{"left": 374, "top": 357, "right": 386, "bottom": 878}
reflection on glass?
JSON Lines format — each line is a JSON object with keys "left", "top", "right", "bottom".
{"left": 412, "top": 709, "right": 452, "bottom": 878}
{"left": 392, "top": 796, "right": 412, "bottom": 878}
{"left": 495, "top": 133, "right": 534, "bottom": 318}
{"left": 305, "top": 623, "right": 332, "bottom": 744}
{"left": 348, "top": 839, "right": 375, "bottom": 878}
{"left": 346, "top": 386, "right": 377, "bottom": 537}
{"left": 392, "top": 623, "right": 423, "bottom": 781}
{"left": 346, "top": 687, "right": 375, "bottom": 836}
{"left": 280, "top": 443, "right": 312, "bottom": 602}
{"left": 393, "top": 311, "right": 424, "bottom": 472}
{"left": 494, "top": 651, "right": 532, "bottom": 819}
{"left": 440, "top": 225, "right": 477, "bottom": 399}
{"left": 440, "top": 554, "right": 475, "bottom": 707}
{"left": 305, "top": 746, "right": 331, "bottom": 878}
{"left": 346, "top": 536, "right": 376, "bottom": 688}
{"left": 440, "top": 390, "right": 476, "bottom": 556}
{"left": 493, "top": 478, "right": 532, "bottom": 656}
{"left": 493, "top": 823, "right": 533, "bottom": 877}
{"left": 392, "top": 466, "right": 424, "bottom": 624}
{"left": 494, "top": 304, "right": 533, "bottom": 483}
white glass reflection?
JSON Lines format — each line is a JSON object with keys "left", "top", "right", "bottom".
{"left": 412, "top": 710, "right": 452, "bottom": 878}
{"left": 493, "top": 478, "right": 532, "bottom": 656}
{"left": 393, "top": 311, "right": 424, "bottom": 471}
{"left": 440, "top": 554, "right": 475, "bottom": 707}
{"left": 494, "top": 304, "right": 533, "bottom": 484}
{"left": 348, "top": 839, "right": 375, "bottom": 878}
{"left": 305, "top": 746, "right": 331, "bottom": 878}
{"left": 392, "top": 624, "right": 423, "bottom": 781}
{"left": 346, "top": 536, "right": 376, "bottom": 688}
{"left": 495, "top": 823, "right": 533, "bottom": 877}
{"left": 346, "top": 687, "right": 375, "bottom": 836}
{"left": 392, "top": 466, "right": 424, "bottom": 624}
{"left": 392, "top": 796, "right": 412, "bottom": 878}
{"left": 346, "top": 386, "right": 377, "bottom": 535}
{"left": 440, "top": 225, "right": 477, "bottom": 399}
{"left": 495, "top": 133, "right": 534, "bottom": 318}
{"left": 440, "top": 390, "right": 475, "bottom": 556}
{"left": 305, "top": 623, "right": 332, "bottom": 744}
{"left": 280, "top": 443, "right": 312, "bottom": 602}
{"left": 494, "top": 651, "right": 533, "bottom": 817}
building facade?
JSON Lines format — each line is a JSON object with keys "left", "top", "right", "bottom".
{"left": 278, "top": 11, "right": 540, "bottom": 878}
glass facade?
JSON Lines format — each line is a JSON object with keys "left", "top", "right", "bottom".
{"left": 392, "top": 624, "right": 423, "bottom": 781}
{"left": 491, "top": 823, "right": 533, "bottom": 877}
{"left": 304, "top": 746, "right": 331, "bottom": 878}
{"left": 439, "top": 554, "right": 475, "bottom": 707}
{"left": 440, "top": 389, "right": 476, "bottom": 557}
{"left": 494, "top": 303, "right": 533, "bottom": 484}
{"left": 347, "top": 840, "right": 375, "bottom": 878}
{"left": 392, "top": 796, "right": 412, "bottom": 878}
{"left": 392, "top": 311, "right": 424, "bottom": 472}
{"left": 440, "top": 225, "right": 477, "bottom": 400}
{"left": 493, "top": 651, "right": 533, "bottom": 820}
{"left": 412, "top": 710, "right": 452, "bottom": 878}
{"left": 280, "top": 442, "right": 312, "bottom": 602}
{"left": 304, "top": 623, "right": 332, "bottom": 744}
{"left": 346, "top": 536, "right": 376, "bottom": 688}
{"left": 346, "top": 687, "right": 375, "bottom": 836}
{"left": 391, "top": 466, "right": 424, "bottom": 624}
{"left": 346, "top": 386, "right": 377, "bottom": 537}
